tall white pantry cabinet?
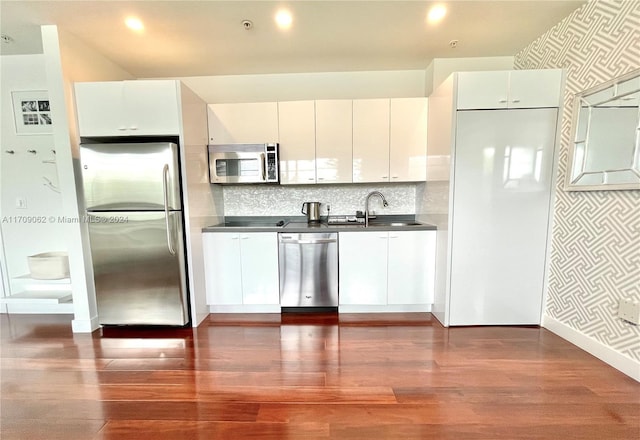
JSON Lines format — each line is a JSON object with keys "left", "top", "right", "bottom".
{"left": 427, "top": 69, "right": 563, "bottom": 326}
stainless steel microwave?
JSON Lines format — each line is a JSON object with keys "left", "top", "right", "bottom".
{"left": 208, "top": 143, "right": 279, "bottom": 184}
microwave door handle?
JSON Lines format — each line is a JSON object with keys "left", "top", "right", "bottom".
{"left": 162, "top": 164, "right": 176, "bottom": 256}
{"left": 260, "top": 153, "right": 266, "bottom": 182}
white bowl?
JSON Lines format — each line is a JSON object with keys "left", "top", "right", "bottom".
{"left": 27, "top": 252, "right": 70, "bottom": 280}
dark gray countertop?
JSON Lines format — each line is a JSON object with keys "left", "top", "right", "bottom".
{"left": 202, "top": 215, "right": 437, "bottom": 233}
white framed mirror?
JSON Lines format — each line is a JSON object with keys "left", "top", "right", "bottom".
{"left": 566, "top": 68, "right": 640, "bottom": 191}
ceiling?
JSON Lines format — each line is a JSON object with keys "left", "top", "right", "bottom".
{"left": 0, "top": 1, "right": 586, "bottom": 78}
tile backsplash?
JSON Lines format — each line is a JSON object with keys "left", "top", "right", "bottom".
{"left": 222, "top": 183, "right": 418, "bottom": 217}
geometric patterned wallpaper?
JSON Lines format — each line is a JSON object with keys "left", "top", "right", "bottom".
{"left": 515, "top": 0, "right": 640, "bottom": 362}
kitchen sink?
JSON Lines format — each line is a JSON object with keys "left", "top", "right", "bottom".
{"left": 368, "top": 221, "right": 423, "bottom": 227}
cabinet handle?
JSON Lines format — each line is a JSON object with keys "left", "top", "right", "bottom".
{"left": 498, "top": 99, "right": 508, "bottom": 103}
{"left": 240, "top": 236, "right": 249, "bottom": 240}
{"left": 511, "top": 98, "right": 521, "bottom": 103}
{"left": 391, "top": 176, "right": 399, "bottom": 179}
{"left": 390, "top": 235, "right": 399, "bottom": 239}
{"left": 118, "top": 127, "right": 127, "bottom": 131}
{"left": 129, "top": 126, "right": 138, "bottom": 130}
{"left": 379, "top": 235, "right": 387, "bottom": 239}
{"left": 318, "top": 177, "right": 325, "bottom": 180}
{"left": 308, "top": 178, "right": 315, "bottom": 181}
{"left": 381, "top": 176, "right": 388, "bottom": 179}
{"left": 231, "top": 236, "right": 239, "bottom": 240}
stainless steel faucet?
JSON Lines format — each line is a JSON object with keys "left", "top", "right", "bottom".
{"left": 365, "top": 191, "right": 388, "bottom": 227}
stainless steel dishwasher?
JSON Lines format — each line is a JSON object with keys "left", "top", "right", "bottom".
{"left": 278, "top": 232, "right": 338, "bottom": 309}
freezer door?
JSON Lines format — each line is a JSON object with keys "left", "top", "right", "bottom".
{"left": 88, "top": 211, "right": 189, "bottom": 326}
{"left": 81, "top": 142, "right": 181, "bottom": 211}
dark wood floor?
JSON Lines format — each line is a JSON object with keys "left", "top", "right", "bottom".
{"left": 1, "top": 312, "right": 638, "bottom": 439}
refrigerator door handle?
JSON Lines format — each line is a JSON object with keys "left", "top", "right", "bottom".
{"left": 162, "top": 164, "right": 176, "bottom": 256}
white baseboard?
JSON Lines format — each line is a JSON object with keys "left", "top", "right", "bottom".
{"left": 191, "top": 309, "right": 209, "bottom": 327}
{"left": 209, "top": 304, "right": 281, "bottom": 313}
{"left": 72, "top": 315, "right": 100, "bottom": 333}
{"left": 1, "top": 303, "right": 74, "bottom": 314}
{"left": 542, "top": 314, "right": 640, "bottom": 382}
{"left": 339, "top": 304, "right": 432, "bottom": 313}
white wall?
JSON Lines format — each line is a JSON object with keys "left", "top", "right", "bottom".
{"left": 515, "top": 0, "right": 640, "bottom": 378}
{"left": 173, "top": 70, "right": 427, "bottom": 103}
{"left": 178, "top": 82, "right": 224, "bottom": 326}
{"left": 425, "top": 56, "right": 515, "bottom": 96}
{"left": 0, "top": 54, "right": 66, "bottom": 293}
{"left": 41, "top": 25, "right": 133, "bottom": 332}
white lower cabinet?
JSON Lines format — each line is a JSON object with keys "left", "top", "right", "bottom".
{"left": 339, "top": 230, "right": 435, "bottom": 307}
{"left": 339, "top": 232, "right": 389, "bottom": 305}
{"left": 387, "top": 231, "right": 435, "bottom": 305}
{"left": 203, "top": 232, "right": 279, "bottom": 308}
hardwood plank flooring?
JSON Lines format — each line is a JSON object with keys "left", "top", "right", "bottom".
{"left": 1, "top": 313, "right": 638, "bottom": 439}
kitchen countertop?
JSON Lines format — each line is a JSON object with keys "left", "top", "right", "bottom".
{"left": 202, "top": 215, "right": 437, "bottom": 233}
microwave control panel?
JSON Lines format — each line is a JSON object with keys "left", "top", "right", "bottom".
{"left": 265, "top": 143, "right": 279, "bottom": 182}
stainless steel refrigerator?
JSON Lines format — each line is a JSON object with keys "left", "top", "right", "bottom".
{"left": 80, "top": 142, "right": 190, "bottom": 326}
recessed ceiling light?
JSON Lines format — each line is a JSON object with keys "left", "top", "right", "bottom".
{"left": 125, "top": 17, "right": 144, "bottom": 32}
{"left": 275, "top": 9, "right": 293, "bottom": 30}
{"left": 1, "top": 34, "right": 14, "bottom": 44}
{"left": 427, "top": 4, "right": 447, "bottom": 24}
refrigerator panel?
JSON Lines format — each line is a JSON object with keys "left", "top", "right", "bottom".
{"left": 449, "top": 108, "right": 557, "bottom": 325}
{"left": 81, "top": 142, "right": 181, "bottom": 211}
{"left": 88, "top": 211, "right": 189, "bottom": 326}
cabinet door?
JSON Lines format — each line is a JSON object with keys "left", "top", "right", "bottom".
{"left": 208, "top": 102, "right": 279, "bottom": 144}
{"left": 508, "top": 70, "right": 562, "bottom": 108}
{"left": 456, "top": 71, "right": 510, "bottom": 110}
{"left": 124, "top": 80, "right": 180, "bottom": 135}
{"left": 390, "top": 98, "right": 428, "bottom": 182}
{"left": 449, "top": 109, "right": 557, "bottom": 325}
{"left": 387, "top": 231, "right": 435, "bottom": 305}
{"left": 353, "top": 99, "right": 390, "bottom": 182}
{"left": 239, "top": 233, "right": 279, "bottom": 305}
{"left": 338, "top": 232, "right": 388, "bottom": 305}
{"left": 315, "top": 100, "right": 353, "bottom": 183}
{"left": 278, "top": 101, "right": 316, "bottom": 184}
{"left": 75, "top": 82, "right": 125, "bottom": 136}
{"left": 203, "top": 233, "right": 242, "bottom": 305}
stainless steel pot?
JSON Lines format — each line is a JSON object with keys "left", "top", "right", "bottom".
{"left": 301, "top": 201, "right": 321, "bottom": 223}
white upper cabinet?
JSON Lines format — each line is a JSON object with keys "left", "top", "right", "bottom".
{"left": 278, "top": 100, "right": 317, "bottom": 185}
{"left": 204, "top": 97, "right": 429, "bottom": 184}
{"left": 315, "top": 100, "right": 353, "bottom": 183}
{"left": 207, "top": 102, "right": 278, "bottom": 144}
{"left": 389, "top": 98, "right": 428, "bottom": 182}
{"left": 456, "top": 69, "right": 562, "bottom": 110}
{"left": 353, "top": 99, "right": 390, "bottom": 183}
{"left": 507, "top": 69, "right": 563, "bottom": 109}
{"left": 75, "top": 80, "right": 180, "bottom": 136}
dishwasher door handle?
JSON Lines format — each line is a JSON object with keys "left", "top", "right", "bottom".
{"left": 280, "top": 239, "right": 337, "bottom": 245}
